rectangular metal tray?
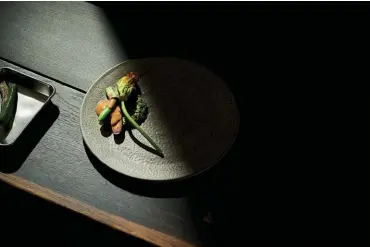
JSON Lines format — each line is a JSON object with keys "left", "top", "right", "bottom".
{"left": 0, "top": 67, "right": 55, "bottom": 146}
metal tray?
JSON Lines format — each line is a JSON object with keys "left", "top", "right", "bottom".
{"left": 0, "top": 67, "right": 55, "bottom": 146}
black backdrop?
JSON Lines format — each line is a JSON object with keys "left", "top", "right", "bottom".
{"left": 90, "top": 2, "right": 368, "bottom": 245}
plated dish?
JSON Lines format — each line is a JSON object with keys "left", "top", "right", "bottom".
{"left": 95, "top": 72, "right": 162, "bottom": 156}
{"left": 81, "top": 57, "right": 239, "bottom": 181}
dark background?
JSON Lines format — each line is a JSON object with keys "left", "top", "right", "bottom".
{"left": 0, "top": 2, "right": 367, "bottom": 246}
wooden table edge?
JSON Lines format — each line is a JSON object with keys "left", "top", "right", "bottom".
{"left": 0, "top": 173, "right": 195, "bottom": 247}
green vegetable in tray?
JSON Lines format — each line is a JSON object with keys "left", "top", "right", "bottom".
{"left": 0, "top": 81, "right": 17, "bottom": 129}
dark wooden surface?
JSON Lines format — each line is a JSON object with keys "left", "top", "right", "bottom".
{"left": 0, "top": 1, "right": 364, "bottom": 245}
{"left": 0, "top": 179, "right": 154, "bottom": 246}
{"left": 0, "top": 174, "right": 193, "bottom": 247}
{"left": 0, "top": 59, "right": 205, "bottom": 246}
{"left": 0, "top": 2, "right": 245, "bottom": 245}
{"left": 0, "top": 1, "right": 126, "bottom": 92}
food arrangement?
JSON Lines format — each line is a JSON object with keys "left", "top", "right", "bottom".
{"left": 95, "top": 72, "right": 163, "bottom": 156}
{"left": 0, "top": 81, "right": 17, "bottom": 130}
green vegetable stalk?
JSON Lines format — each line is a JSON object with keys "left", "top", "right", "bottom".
{"left": 122, "top": 94, "right": 148, "bottom": 126}
{"left": 98, "top": 86, "right": 120, "bottom": 123}
{"left": 98, "top": 106, "right": 112, "bottom": 122}
{"left": 121, "top": 100, "right": 163, "bottom": 156}
{"left": 116, "top": 73, "right": 163, "bottom": 156}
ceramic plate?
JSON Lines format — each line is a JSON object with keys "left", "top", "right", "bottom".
{"left": 80, "top": 57, "right": 239, "bottom": 181}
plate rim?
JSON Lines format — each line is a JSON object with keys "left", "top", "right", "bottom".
{"left": 80, "top": 57, "right": 240, "bottom": 182}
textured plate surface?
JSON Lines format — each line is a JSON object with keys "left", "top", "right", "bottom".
{"left": 81, "top": 58, "right": 239, "bottom": 181}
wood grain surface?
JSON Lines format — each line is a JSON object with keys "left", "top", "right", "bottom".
{"left": 0, "top": 60, "right": 202, "bottom": 246}
{"left": 0, "top": 1, "right": 354, "bottom": 246}
{"left": 0, "top": 2, "right": 245, "bottom": 246}
{"left": 0, "top": 1, "right": 243, "bottom": 94}
{"left": 0, "top": 174, "right": 193, "bottom": 247}
{"left": 0, "top": 1, "right": 126, "bottom": 92}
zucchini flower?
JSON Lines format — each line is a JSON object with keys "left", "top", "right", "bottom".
{"left": 116, "top": 72, "right": 137, "bottom": 102}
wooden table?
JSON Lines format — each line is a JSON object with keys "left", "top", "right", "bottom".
{"left": 0, "top": 2, "right": 246, "bottom": 246}
{"left": 0, "top": 2, "right": 357, "bottom": 246}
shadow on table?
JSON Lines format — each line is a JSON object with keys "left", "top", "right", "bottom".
{"left": 90, "top": 3, "right": 348, "bottom": 246}
{"left": 85, "top": 133, "right": 243, "bottom": 246}
{"left": 0, "top": 102, "right": 59, "bottom": 173}
{"left": 86, "top": 4, "right": 247, "bottom": 244}
{"left": 0, "top": 180, "right": 155, "bottom": 247}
